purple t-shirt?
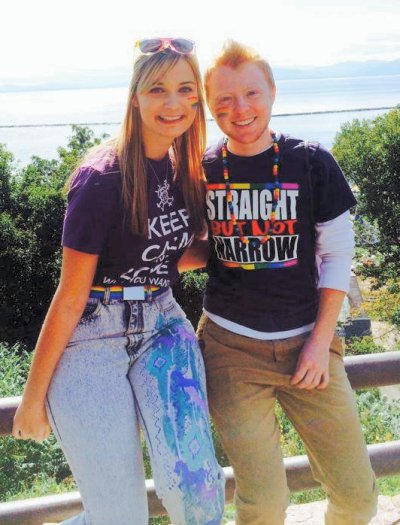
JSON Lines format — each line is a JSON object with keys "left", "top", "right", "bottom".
{"left": 62, "top": 150, "right": 194, "bottom": 287}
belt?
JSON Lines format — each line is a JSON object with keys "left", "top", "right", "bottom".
{"left": 89, "top": 285, "right": 168, "bottom": 301}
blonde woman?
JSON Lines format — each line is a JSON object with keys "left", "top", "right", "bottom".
{"left": 13, "top": 38, "right": 224, "bottom": 525}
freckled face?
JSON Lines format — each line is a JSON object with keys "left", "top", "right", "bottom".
{"left": 135, "top": 59, "right": 199, "bottom": 156}
{"left": 207, "top": 62, "right": 276, "bottom": 156}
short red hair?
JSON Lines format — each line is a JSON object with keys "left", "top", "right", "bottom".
{"left": 204, "top": 40, "right": 275, "bottom": 101}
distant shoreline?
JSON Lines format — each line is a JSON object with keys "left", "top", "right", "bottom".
{"left": 2, "top": 59, "right": 399, "bottom": 94}
{"left": 0, "top": 106, "right": 396, "bottom": 130}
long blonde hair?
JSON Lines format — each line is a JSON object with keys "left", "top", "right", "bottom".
{"left": 117, "top": 49, "right": 207, "bottom": 237}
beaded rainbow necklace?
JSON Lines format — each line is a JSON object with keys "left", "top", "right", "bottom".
{"left": 222, "top": 131, "right": 280, "bottom": 246}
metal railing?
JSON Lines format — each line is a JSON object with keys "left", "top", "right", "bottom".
{"left": 1, "top": 351, "right": 399, "bottom": 524}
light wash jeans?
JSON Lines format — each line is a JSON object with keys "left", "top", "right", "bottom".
{"left": 46, "top": 290, "right": 225, "bottom": 525}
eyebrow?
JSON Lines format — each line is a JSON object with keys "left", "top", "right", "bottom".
{"left": 152, "top": 80, "right": 196, "bottom": 86}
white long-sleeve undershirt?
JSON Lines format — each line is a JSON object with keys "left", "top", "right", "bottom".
{"left": 315, "top": 210, "right": 354, "bottom": 293}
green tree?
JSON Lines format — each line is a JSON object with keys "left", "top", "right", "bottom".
{"left": 332, "top": 107, "right": 400, "bottom": 282}
{"left": 0, "top": 126, "right": 106, "bottom": 347}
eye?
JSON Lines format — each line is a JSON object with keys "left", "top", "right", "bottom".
{"left": 148, "top": 86, "right": 164, "bottom": 94}
{"left": 247, "top": 90, "right": 258, "bottom": 97}
{"left": 217, "top": 95, "right": 232, "bottom": 106}
{"left": 179, "top": 85, "right": 195, "bottom": 94}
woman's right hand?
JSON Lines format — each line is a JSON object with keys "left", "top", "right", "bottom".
{"left": 11, "top": 247, "right": 99, "bottom": 443}
{"left": 12, "top": 399, "right": 51, "bottom": 442}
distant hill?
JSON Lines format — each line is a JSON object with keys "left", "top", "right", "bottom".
{"left": 274, "top": 59, "right": 400, "bottom": 81}
{"left": 1, "top": 59, "right": 399, "bottom": 93}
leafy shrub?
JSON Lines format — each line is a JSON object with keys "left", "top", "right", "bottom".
{"left": 0, "top": 342, "right": 72, "bottom": 501}
{"left": 332, "top": 107, "right": 400, "bottom": 283}
{"left": 345, "top": 336, "right": 385, "bottom": 356}
{"left": 173, "top": 269, "right": 208, "bottom": 327}
{"left": 362, "top": 279, "right": 400, "bottom": 333}
{"left": 0, "top": 127, "right": 107, "bottom": 348}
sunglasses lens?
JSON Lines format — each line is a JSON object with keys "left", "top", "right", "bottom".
{"left": 139, "top": 39, "right": 163, "bottom": 53}
{"left": 171, "top": 38, "right": 195, "bottom": 53}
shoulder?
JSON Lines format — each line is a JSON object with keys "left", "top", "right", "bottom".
{"left": 70, "top": 147, "right": 121, "bottom": 192}
{"left": 202, "top": 138, "right": 224, "bottom": 166}
{"left": 280, "top": 133, "right": 340, "bottom": 172}
{"left": 279, "top": 133, "right": 320, "bottom": 160}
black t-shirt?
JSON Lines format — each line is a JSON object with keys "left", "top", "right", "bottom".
{"left": 62, "top": 150, "right": 193, "bottom": 288}
{"left": 203, "top": 134, "right": 357, "bottom": 332}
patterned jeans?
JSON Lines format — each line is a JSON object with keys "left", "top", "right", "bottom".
{"left": 46, "top": 290, "right": 225, "bottom": 525}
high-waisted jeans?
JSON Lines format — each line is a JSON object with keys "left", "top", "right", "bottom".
{"left": 46, "top": 290, "right": 225, "bottom": 525}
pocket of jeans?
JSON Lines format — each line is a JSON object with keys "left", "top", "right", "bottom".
{"left": 78, "top": 298, "right": 102, "bottom": 324}
{"left": 203, "top": 318, "right": 240, "bottom": 350}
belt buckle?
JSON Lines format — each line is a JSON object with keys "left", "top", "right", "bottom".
{"left": 122, "top": 286, "right": 145, "bottom": 300}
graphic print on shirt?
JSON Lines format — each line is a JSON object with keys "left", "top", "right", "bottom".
{"left": 206, "top": 182, "right": 300, "bottom": 270}
{"left": 103, "top": 207, "right": 193, "bottom": 287}
{"left": 155, "top": 180, "right": 174, "bottom": 211}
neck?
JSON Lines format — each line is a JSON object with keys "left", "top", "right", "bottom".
{"left": 142, "top": 130, "right": 172, "bottom": 160}
{"left": 227, "top": 127, "right": 274, "bottom": 157}
{"left": 144, "top": 143, "right": 170, "bottom": 161}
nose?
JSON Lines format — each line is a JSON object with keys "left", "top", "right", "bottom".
{"left": 164, "top": 92, "right": 180, "bottom": 109}
{"left": 234, "top": 95, "right": 250, "bottom": 113}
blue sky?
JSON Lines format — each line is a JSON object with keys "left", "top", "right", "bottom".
{"left": 2, "top": 0, "right": 400, "bottom": 86}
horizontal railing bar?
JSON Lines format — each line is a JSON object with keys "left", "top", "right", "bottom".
{"left": 1, "top": 352, "right": 399, "bottom": 436}
{"left": 0, "top": 441, "right": 399, "bottom": 524}
{"left": 345, "top": 351, "right": 400, "bottom": 390}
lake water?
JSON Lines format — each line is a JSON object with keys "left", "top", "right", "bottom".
{"left": 0, "top": 74, "right": 399, "bottom": 165}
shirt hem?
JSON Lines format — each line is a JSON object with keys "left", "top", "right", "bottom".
{"left": 204, "top": 309, "right": 315, "bottom": 340}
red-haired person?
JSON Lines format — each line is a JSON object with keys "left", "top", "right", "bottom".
{"left": 197, "top": 40, "right": 377, "bottom": 525}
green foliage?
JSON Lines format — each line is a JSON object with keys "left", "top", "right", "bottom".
{"left": 173, "top": 270, "right": 208, "bottom": 327}
{"left": 345, "top": 336, "right": 385, "bottom": 356}
{"left": 0, "top": 126, "right": 107, "bottom": 347}
{"left": 1, "top": 341, "right": 400, "bottom": 507}
{"left": 0, "top": 342, "right": 72, "bottom": 501}
{"left": 332, "top": 107, "right": 400, "bottom": 283}
{"left": 377, "top": 475, "right": 400, "bottom": 497}
{"left": 0, "top": 342, "right": 31, "bottom": 396}
{"left": 357, "top": 389, "right": 400, "bottom": 443}
{"left": 362, "top": 279, "right": 400, "bottom": 332}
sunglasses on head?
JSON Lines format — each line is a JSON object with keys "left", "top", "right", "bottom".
{"left": 135, "top": 38, "right": 195, "bottom": 55}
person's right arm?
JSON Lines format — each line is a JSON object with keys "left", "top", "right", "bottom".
{"left": 12, "top": 247, "right": 99, "bottom": 442}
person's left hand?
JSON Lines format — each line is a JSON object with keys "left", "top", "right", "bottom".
{"left": 290, "top": 335, "right": 331, "bottom": 390}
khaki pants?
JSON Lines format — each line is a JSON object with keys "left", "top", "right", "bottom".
{"left": 197, "top": 315, "right": 378, "bottom": 525}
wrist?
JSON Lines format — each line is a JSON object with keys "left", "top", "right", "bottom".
{"left": 308, "top": 329, "right": 334, "bottom": 348}
{"left": 21, "top": 388, "right": 47, "bottom": 408}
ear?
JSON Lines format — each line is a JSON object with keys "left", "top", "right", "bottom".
{"left": 271, "top": 84, "right": 277, "bottom": 103}
{"left": 132, "top": 96, "right": 139, "bottom": 108}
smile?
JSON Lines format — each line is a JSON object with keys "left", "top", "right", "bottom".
{"left": 158, "top": 115, "right": 184, "bottom": 122}
{"left": 233, "top": 117, "right": 256, "bottom": 127}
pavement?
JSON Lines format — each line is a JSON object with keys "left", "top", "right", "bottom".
{"left": 225, "top": 495, "right": 400, "bottom": 524}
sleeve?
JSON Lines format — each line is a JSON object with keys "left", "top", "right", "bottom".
{"left": 312, "top": 146, "right": 357, "bottom": 223}
{"left": 315, "top": 210, "right": 355, "bottom": 292}
{"left": 62, "top": 167, "right": 119, "bottom": 255}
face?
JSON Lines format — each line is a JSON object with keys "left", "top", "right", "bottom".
{"left": 134, "top": 58, "right": 199, "bottom": 159}
{"left": 207, "top": 62, "right": 276, "bottom": 156}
